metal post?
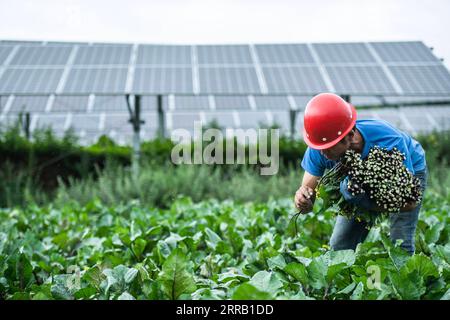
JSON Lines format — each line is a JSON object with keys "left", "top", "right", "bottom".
{"left": 132, "top": 95, "right": 141, "bottom": 177}
{"left": 157, "top": 94, "right": 165, "bottom": 138}
{"left": 18, "top": 111, "right": 30, "bottom": 140}
{"left": 289, "top": 109, "right": 297, "bottom": 139}
{"left": 126, "top": 94, "right": 144, "bottom": 177}
{"left": 341, "top": 94, "right": 351, "bottom": 103}
{"left": 24, "top": 112, "right": 30, "bottom": 140}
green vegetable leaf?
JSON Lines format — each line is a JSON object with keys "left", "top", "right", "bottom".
{"left": 124, "top": 268, "right": 139, "bottom": 284}
{"left": 403, "top": 254, "right": 439, "bottom": 279}
{"left": 131, "top": 238, "right": 147, "bottom": 259}
{"left": 232, "top": 283, "right": 273, "bottom": 300}
{"left": 441, "top": 288, "right": 450, "bottom": 300}
{"left": 267, "top": 255, "right": 287, "bottom": 270}
{"left": 307, "top": 257, "right": 328, "bottom": 290}
{"left": 389, "top": 270, "right": 426, "bottom": 300}
{"left": 74, "top": 287, "right": 97, "bottom": 300}
{"left": 118, "top": 291, "right": 136, "bottom": 300}
{"left": 328, "top": 250, "right": 355, "bottom": 267}
{"left": 159, "top": 248, "right": 196, "bottom": 300}
{"left": 350, "top": 282, "right": 364, "bottom": 300}
{"left": 284, "top": 262, "right": 308, "bottom": 285}
{"left": 382, "top": 234, "right": 409, "bottom": 270}
{"left": 248, "top": 271, "right": 283, "bottom": 294}
{"left": 425, "top": 223, "right": 444, "bottom": 244}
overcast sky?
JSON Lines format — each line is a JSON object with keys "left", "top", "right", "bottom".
{"left": 0, "top": 0, "right": 449, "bottom": 68}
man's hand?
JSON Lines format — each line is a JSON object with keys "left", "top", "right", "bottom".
{"left": 294, "top": 186, "right": 315, "bottom": 212}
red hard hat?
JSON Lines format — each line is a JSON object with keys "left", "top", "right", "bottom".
{"left": 303, "top": 93, "right": 357, "bottom": 150}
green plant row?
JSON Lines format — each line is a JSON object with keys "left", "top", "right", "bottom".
{"left": 0, "top": 191, "right": 448, "bottom": 300}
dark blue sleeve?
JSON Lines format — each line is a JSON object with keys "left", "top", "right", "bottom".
{"left": 301, "top": 147, "right": 326, "bottom": 177}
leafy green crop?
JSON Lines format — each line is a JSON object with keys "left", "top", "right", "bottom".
{"left": 0, "top": 193, "right": 449, "bottom": 300}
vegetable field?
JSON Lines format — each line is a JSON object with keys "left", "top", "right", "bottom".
{"left": 0, "top": 191, "right": 449, "bottom": 300}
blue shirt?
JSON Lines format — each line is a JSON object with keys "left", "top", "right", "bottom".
{"left": 301, "top": 119, "right": 426, "bottom": 176}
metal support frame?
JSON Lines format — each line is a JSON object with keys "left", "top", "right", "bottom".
{"left": 125, "top": 94, "right": 145, "bottom": 177}
{"left": 289, "top": 109, "right": 298, "bottom": 139}
{"left": 19, "top": 111, "right": 30, "bottom": 140}
{"left": 157, "top": 94, "right": 165, "bottom": 138}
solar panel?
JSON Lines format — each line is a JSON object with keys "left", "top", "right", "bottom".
{"left": 425, "top": 106, "right": 450, "bottom": 130}
{"left": 295, "top": 111, "right": 304, "bottom": 137}
{"left": 197, "top": 45, "right": 253, "bottom": 64}
{"left": 142, "top": 112, "right": 158, "bottom": 129}
{"left": 93, "top": 95, "right": 129, "bottom": 112}
{"left": 370, "top": 42, "right": 439, "bottom": 63}
{"left": 255, "top": 44, "right": 315, "bottom": 64}
{"left": 199, "top": 67, "right": 260, "bottom": 93}
{"left": 52, "top": 96, "right": 89, "bottom": 112}
{"left": 78, "top": 132, "right": 101, "bottom": 146}
{"left": 92, "top": 95, "right": 167, "bottom": 112}
{"left": 74, "top": 45, "right": 132, "bottom": 65}
{"left": 107, "top": 131, "right": 132, "bottom": 145}
{"left": 35, "top": 114, "right": 68, "bottom": 131}
{"left": 174, "top": 95, "right": 210, "bottom": 110}
{"left": 104, "top": 113, "right": 133, "bottom": 131}
{"left": 253, "top": 96, "right": 290, "bottom": 110}
{"left": 238, "top": 111, "right": 270, "bottom": 128}
{"left": 383, "top": 95, "right": 450, "bottom": 104}
{"left": 350, "top": 96, "right": 383, "bottom": 106}
{"left": 46, "top": 41, "right": 86, "bottom": 46}
{"left": 423, "top": 105, "right": 450, "bottom": 116}
{"left": 63, "top": 67, "right": 128, "bottom": 93}
{"left": 1, "top": 40, "right": 450, "bottom": 143}
{"left": 292, "top": 96, "right": 313, "bottom": 110}
{"left": 0, "top": 68, "right": 64, "bottom": 94}
{"left": 203, "top": 111, "right": 235, "bottom": 128}
{"left": 10, "top": 46, "right": 72, "bottom": 65}
{"left": 313, "top": 43, "right": 376, "bottom": 63}
{"left": 136, "top": 45, "right": 191, "bottom": 65}
{"left": 133, "top": 67, "right": 193, "bottom": 93}
{"left": 399, "top": 106, "right": 437, "bottom": 133}
{"left": 356, "top": 110, "right": 379, "bottom": 120}
{"left": 8, "top": 96, "right": 49, "bottom": 113}
{"left": 388, "top": 65, "right": 450, "bottom": 94}
{"left": 271, "top": 111, "right": 291, "bottom": 131}
{"left": 0, "top": 45, "right": 14, "bottom": 64}
{"left": 0, "top": 114, "right": 20, "bottom": 127}
{"left": 170, "top": 112, "right": 201, "bottom": 130}
{"left": 96, "top": 112, "right": 158, "bottom": 141}
{"left": 326, "top": 66, "right": 396, "bottom": 94}
{"left": 371, "top": 109, "right": 407, "bottom": 131}
{"left": 0, "top": 40, "right": 42, "bottom": 45}
{"left": 70, "top": 114, "right": 100, "bottom": 131}
{"left": 0, "top": 95, "right": 8, "bottom": 113}
{"left": 262, "top": 66, "right": 328, "bottom": 93}
{"left": 141, "top": 96, "right": 169, "bottom": 111}
{"left": 214, "top": 96, "right": 250, "bottom": 110}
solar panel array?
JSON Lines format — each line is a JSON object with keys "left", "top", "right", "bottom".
{"left": 1, "top": 40, "right": 450, "bottom": 144}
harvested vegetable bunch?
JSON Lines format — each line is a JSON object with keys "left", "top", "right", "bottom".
{"left": 315, "top": 146, "right": 423, "bottom": 221}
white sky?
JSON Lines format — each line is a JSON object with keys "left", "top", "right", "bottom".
{"left": 0, "top": 0, "right": 449, "bottom": 68}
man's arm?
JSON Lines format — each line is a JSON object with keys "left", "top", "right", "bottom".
{"left": 294, "top": 171, "right": 321, "bottom": 213}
